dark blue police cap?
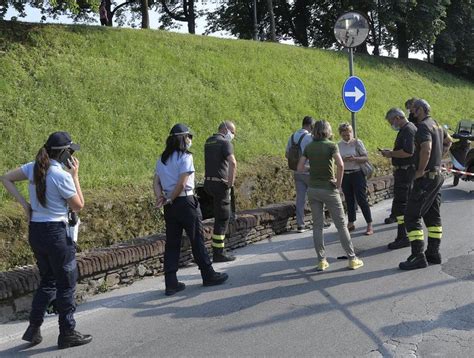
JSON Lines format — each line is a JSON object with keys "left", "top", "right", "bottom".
{"left": 45, "top": 131, "right": 81, "bottom": 152}
{"left": 169, "top": 123, "right": 193, "bottom": 138}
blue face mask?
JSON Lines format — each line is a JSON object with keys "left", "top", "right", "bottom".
{"left": 391, "top": 124, "right": 400, "bottom": 131}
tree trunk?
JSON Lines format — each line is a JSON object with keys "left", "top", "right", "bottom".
{"left": 266, "top": 0, "right": 277, "bottom": 42}
{"left": 141, "top": 0, "right": 149, "bottom": 29}
{"left": 106, "top": 0, "right": 113, "bottom": 27}
{"left": 187, "top": 0, "right": 196, "bottom": 34}
{"left": 396, "top": 21, "right": 409, "bottom": 58}
{"left": 293, "top": 0, "right": 309, "bottom": 47}
{"left": 252, "top": 0, "right": 258, "bottom": 41}
{"left": 356, "top": 43, "right": 369, "bottom": 54}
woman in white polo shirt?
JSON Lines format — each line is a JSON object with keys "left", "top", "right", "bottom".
{"left": 1, "top": 131, "right": 92, "bottom": 349}
{"left": 154, "top": 123, "right": 229, "bottom": 296}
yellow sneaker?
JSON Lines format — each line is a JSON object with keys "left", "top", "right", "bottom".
{"left": 348, "top": 258, "right": 364, "bottom": 270}
{"left": 316, "top": 259, "right": 329, "bottom": 271}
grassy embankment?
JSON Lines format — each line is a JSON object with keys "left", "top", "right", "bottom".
{"left": 1, "top": 21, "right": 473, "bottom": 270}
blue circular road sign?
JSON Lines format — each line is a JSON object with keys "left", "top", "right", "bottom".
{"left": 342, "top": 76, "right": 366, "bottom": 113}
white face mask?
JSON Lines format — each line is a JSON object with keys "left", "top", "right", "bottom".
{"left": 224, "top": 132, "right": 234, "bottom": 141}
{"left": 224, "top": 125, "right": 235, "bottom": 141}
{"left": 186, "top": 139, "right": 192, "bottom": 150}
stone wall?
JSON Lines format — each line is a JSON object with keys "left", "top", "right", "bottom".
{"left": 0, "top": 174, "right": 397, "bottom": 323}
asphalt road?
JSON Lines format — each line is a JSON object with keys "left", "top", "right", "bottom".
{"left": 1, "top": 177, "right": 473, "bottom": 357}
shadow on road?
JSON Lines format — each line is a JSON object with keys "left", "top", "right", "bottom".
{"left": 0, "top": 342, "right": 57, "bottom": 357}
{"left": 380, "top": 303, "right": 474, "bottom": 337}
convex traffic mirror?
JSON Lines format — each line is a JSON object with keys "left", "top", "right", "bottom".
{"left": 334, "top": 11, "right": 369, "bottom": 48}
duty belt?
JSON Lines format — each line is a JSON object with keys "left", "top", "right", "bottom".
{"left": 204, "top": 177, "right": 227, "bottom": 183}
{"left": 165, "top": 189, "right": 194, "bottom": 198}
{"left": 393, "top": 164, "right": 415, "bottom": 170}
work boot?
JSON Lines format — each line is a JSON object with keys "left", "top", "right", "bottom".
{"left": 165, "top": 282, "right": 186, "bottom": 296}
{"left": 425, "top": 238, "right": 442, "bottom": 264}
{"left": 425, "top": 251, "right": 442, "bottom": 264}
{"left": 399, "top": 240, "right": 427, "bottom": 270}
{"left": 57, "top": 330, "right": 92, "bottom": 349}
{"left": 213, "top": 249, "right": 236, "bottom": 262}
{"left": 202, "top": 271, "right": 229, "bottom": 286}
{"left": 388, "top": 237, "right": 410, "bottom": 250}
{"left": 22, "top": 324, "right": 42, "bottom": 345}
{"left": 399, "top": 254, "right": 428, "bottom": 270}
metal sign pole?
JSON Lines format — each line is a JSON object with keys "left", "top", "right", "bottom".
{"left": 349, "top": 47, "right": 356, "bottom": 137}
{"left": 335, "top": 11, "right": 369, "bottom": 139}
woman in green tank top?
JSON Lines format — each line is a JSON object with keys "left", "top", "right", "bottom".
{"left": 297, "top": 120, "right": 364, "bottom": 271}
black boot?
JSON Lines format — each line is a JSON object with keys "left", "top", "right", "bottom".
{"left": 425, "top": 238, "right": 442, "bottom": 264}
{"left": 388, "top": 237, "right": 410, "bottom": 250}
{"left": 165, "top": 282, "right": 186, "bottom": 296}
{"left": 22, "top": 324, "right": 42, "bottom": 345}
{"left": 57, "top": 330, "right": 92, "bottom": 349}
{"left": 202, "top": 268, "right": 229, "bottom": 286}
{"left": 213, "top": 248, "right": 236, "bottom": 262}
{"left": 399, "top": 240, "right": 428, "bottom": 270}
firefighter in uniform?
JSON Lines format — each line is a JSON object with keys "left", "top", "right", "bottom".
{"left": 204, "top": 121, "right": 237, "bottom": 262}
{"left": 399, "top": 99, "right": 452, "bottom": 270}
{"left": 380, "top": 108, "right": 417, "bottom": 250}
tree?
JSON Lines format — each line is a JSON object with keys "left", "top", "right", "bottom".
{"left": 159, "top": 0, "right": 196, "bottom": 34}
{"left": 0, "top": 0, "right": 152, "bottom": 29}
{"left": 266, "top": 0, "right": 277, "bottom": 41}
{"left": 434, "top": 0, "right": 473, "bottom": 78}
{"left": 0, "top": 0, "right": 97, "bottom": 21}
{"left": 410, "top": 0, "right": 450, "bottom": 63}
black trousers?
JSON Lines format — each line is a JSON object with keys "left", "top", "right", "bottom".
{"left": 204, "top": 181, "right": 231, "bottom": 236}
{"left": 392, "top": 168, "right": 415, "bottom": 217}
{"left": 392, "top": 167, "right": 416, "bottom": 239}
{"left": 405, "top": 175, "right": 444, "bottom": 241}
{"left": 163, "top": 196, "right": 212, "bottom": 287}
{"left": 28, "top": 222, "right": 77, "bottom": 333}
{"left": 342, "top": 170, "right": 372, "bottom": 223}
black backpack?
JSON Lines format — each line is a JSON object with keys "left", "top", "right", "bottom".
{"left": 287, "top": 133, "right": 307, "bottom": 170}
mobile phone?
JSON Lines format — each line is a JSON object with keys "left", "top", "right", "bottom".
{"left": 58, "top": 149, "right": 73, "bottom": 169}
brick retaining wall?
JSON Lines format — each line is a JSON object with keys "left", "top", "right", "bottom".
{"left": 0, "top": 175, "right": 397, "bottom": 322}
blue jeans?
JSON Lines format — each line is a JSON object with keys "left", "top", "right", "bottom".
{"left": 342, "top": 170, "right": 372, "bottom": 224}
{"left": 28, "top": 222, "right": 77, "bottom": 333}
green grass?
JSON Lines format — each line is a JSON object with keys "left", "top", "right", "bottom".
{"left": 1, "top": 21, "right": 474, "bottom": 205}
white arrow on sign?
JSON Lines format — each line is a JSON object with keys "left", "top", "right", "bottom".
{"left": 344, "top": 86, "right": 364, "bottom": 102}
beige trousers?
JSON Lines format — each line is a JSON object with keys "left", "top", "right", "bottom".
{"left": 307, "top": 187, "right": 356, "bottom": 260}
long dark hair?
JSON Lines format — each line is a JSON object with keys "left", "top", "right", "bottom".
{"left": 161, "top": 134, "right": 190, "bottom": 165}
{"left": 33, "top": 147, "right": 61, "bottom": 207}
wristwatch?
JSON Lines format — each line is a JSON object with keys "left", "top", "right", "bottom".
{"left": 165, "top": 198, "right": 173, "bottom": 205}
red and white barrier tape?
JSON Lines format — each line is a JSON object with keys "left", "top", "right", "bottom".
{"left": 441, "top": 167, "right": 474, "bottom": 177}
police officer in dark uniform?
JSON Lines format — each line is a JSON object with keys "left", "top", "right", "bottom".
{"left": 380, "top": 108, "right": 417, "bottom": 250}
{"left": 1, "top": 132, "right": 92, "bottom": 349}
{"left": 154, "top": 124, "right": 229, "bottom": 295}
{"left": 399, "top": 99, "right": 452, "bottom": 270}
{"left": 204, "top": 121, "right": 237, "bottom": 262}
